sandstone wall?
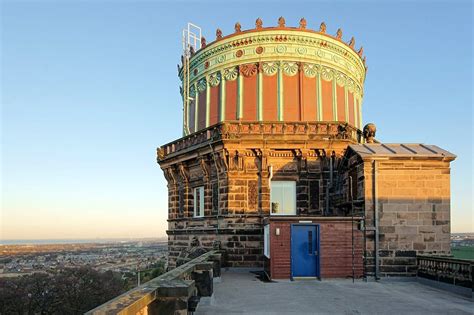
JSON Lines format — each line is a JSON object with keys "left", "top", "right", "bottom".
{"left": 164, "top": 142, "right": 351, "bottom": 269}
{"left": 363, "top": 159, "right": 452, "bottom": 277}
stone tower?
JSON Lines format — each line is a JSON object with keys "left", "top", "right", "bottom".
{"left": 157, "top": 18, "right": 455, "bottom": 278}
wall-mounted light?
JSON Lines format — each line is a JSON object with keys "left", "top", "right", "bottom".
{"left": 275, "top": 228, "right": 280, "bottom": 236}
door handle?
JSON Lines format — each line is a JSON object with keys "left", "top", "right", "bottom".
{"left": 314, "top": 251, "right": 318, "bottom": 256}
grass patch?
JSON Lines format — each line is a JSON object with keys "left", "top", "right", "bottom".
{"left": 451, "top": 246, "right": 474, "bottom": 260}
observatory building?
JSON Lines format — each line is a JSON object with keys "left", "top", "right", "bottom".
{"left": 157, "top": 18, "right": 456, "bottom": 280}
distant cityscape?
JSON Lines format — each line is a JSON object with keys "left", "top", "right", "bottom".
{"left": 0, "top": 233, "right": 472, "bottom": 280}
{"left": 0, "top": 238, "right": 168, "bottom": 279}
{"left": 451, "top": 233, "right": 474, "bottom": 246}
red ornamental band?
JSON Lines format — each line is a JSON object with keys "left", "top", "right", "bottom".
{"left": 186, "top": 63, "right": 361, "bottom": 133}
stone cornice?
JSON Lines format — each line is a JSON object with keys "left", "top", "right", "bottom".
{"left": 157, "top": 121, "right": 362, "bottom": 164}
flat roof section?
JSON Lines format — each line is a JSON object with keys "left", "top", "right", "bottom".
{"left": 196, "top": 270, "right": 473, "bottom": 314}
{"left": 348, "top": 143, "right": 456, "bottom": 160}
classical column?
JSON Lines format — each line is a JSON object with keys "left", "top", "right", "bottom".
{"left": 257, "top": 63, "right": 263, "bottom": 121}
{"left": 219, "top": 70, "right": 226, "bottom": 122}
{"left": 206, "top": 77, "right": 210, "bottom": 127}
{"left": 344, "top": 84, "right": 349, "bottom": 123}
{"left": 298, "top": 63, "right": 304, "bottom": 120}
{"left": 277, "top": 62, "right": 284, "bottom": 121}
{"left": 332, "top": 75, "right": 338, "bottom": 121}
{"left": 194, "top": 82, "right": 198, "bottom": 131}
{"left": 316, "top": 71, "right": 323, "bottom": 121}
{"left": 353, "top": 92, "right": 358, "bottom": 128}
{"left": 237, "top": 67, "right": 243, "bottom": 119}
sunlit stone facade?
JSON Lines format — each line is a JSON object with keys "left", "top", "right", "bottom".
{"left": 157, "top": 18, "right": 455, "bottom": 278}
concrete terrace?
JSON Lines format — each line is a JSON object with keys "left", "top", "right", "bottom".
{"left": 196, "top": 270, "right": 473, "bottom": 314}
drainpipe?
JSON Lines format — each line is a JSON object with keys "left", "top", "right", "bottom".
{"left": 329, "top": 155, "right": 333, "bottom": 185}
{"left": 373, "top": 160, "right": 380, "bottom": 280}
{"left": 268, "top": 165, "right": 273, "bottom": 214}
{"left": 267, "top": 164, "right": 274, "bottom": 271}
{"left": 350, "top": 176, "right": 355, "bottom": 283}
{"left": 209, "top": 143, "right": 220, "bottom": 238}
{"left": 325, "top": 156, "right": 333, "bottom": 216}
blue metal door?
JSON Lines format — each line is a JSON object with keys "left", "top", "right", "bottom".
{"left": 291, "top": 224, "right": 319, "bottom": 278}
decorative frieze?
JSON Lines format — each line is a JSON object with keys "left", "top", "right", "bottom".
{"left": 158, "top": 121, "right": 361, "bottom": 163}
{"left": 179, "top": 29, "right": 366, "bottom": 91}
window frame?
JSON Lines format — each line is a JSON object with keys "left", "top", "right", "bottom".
{"left": 270, "top": 180, "right": 297, "bottom": 216}
{"left": 193, "top": 186, "right": 205, "bottom": 218}
{"left": 264, "top": 224, "right": 270, "bottom": 258}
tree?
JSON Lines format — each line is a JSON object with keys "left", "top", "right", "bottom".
{"left": 0, "top": 267, "right": 124, "bottom": 314}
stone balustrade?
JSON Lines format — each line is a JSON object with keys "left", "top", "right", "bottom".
{"left": 86, "top": 250, "right": 222, "bottom": 315}
{"left": 417, "top": 255, "right": 473, "bottom": 292}
{"left": 157, "top": 121, "right": 362, "bottom": 162}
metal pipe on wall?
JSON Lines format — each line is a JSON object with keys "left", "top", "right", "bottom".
{"left": 373, "top": 160, "right": 380, "bottom": 280}
{"left": 329, "top": 155, "right": 333, "bottom": 185}
{"left": 209, "top": 143, "right": 220, "bottom": 238}
{"left": 349, "top": 175, "right": 355, "bottom": 283}
{"left": 325, "top": 155, "right": 333, "bottom": 216}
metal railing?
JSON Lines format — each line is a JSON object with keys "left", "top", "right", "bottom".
{"left": 86, "top": 250, "right": 222, "bottom": 315}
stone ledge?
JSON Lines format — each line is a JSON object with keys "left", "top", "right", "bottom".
{"left": 85, "top": 250, "right": 222, "bottom": 315}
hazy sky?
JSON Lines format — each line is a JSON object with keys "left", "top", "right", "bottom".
{"left": 1, "top": 1, "right": 472, "bottom": 240}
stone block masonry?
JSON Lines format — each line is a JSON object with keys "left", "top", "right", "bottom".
{"left": 341, "top": 144, "right": 456, "bottom": 277}
{"left": 373, "top": 160, "right": 452, "bottom": 276}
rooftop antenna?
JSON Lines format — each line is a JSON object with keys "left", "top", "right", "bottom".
{"left": 182, "top": 22, "right": 202, "bottom": 136}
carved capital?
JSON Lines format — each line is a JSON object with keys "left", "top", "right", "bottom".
{"left": 178, "top": 163, "right": 189, "bottom": 183}
{"left": 163, "top": 166, "right": 177, "bottom": 185}
{"left": 157, "top": 147, "right": 165, "bottom": 162}
{"left": 199, "top": 156, "right": 211, "bottom": 181}
{"left": 208, "top": 72, "right": 221, "bottom": 87}
{"left": 239, "top": 63, "right": 258, "bottom": 77}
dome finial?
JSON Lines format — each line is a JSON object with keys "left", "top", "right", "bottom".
{"left": 235, "top": 22, "right": 242, "bottom": 33}
{"left": 358, "top": 46, "right": 364, "bottom": 57}
{"left": 255, "top": 17, "right": 263, "bottom": 29}
{"left": 319, "top": 22, "right": 327, "bottom": 33}
{"left": 348, "top": 37, "right": 355, "bottom": 49}
{"left": 336, "top": 28, "right": 343, "bottom": 40}
{"left": 278, "top": 16, "right": 286, "bottom": 27}
{"left": 299, "top": 18, "right": 307, "bottom": 29}
{"left": 216, "top": 28, "right": 222, "bottom": 40}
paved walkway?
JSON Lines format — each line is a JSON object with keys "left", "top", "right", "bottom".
{"left": 196, "top": 270, "right": 473, "bottom": 314}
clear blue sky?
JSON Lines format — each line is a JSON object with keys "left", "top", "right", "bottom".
{"left": 1, "top": 1, "right": 472, "bottom": 240}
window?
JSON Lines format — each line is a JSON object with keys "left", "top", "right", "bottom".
{"left": 193, "top": 186, "right": 204, "bottom": 217}
{"left": 264, "top": 224, "right": 270, "bottom": 258}
{"left": 270, "top": 181, "right": 296, "bottom": 215}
